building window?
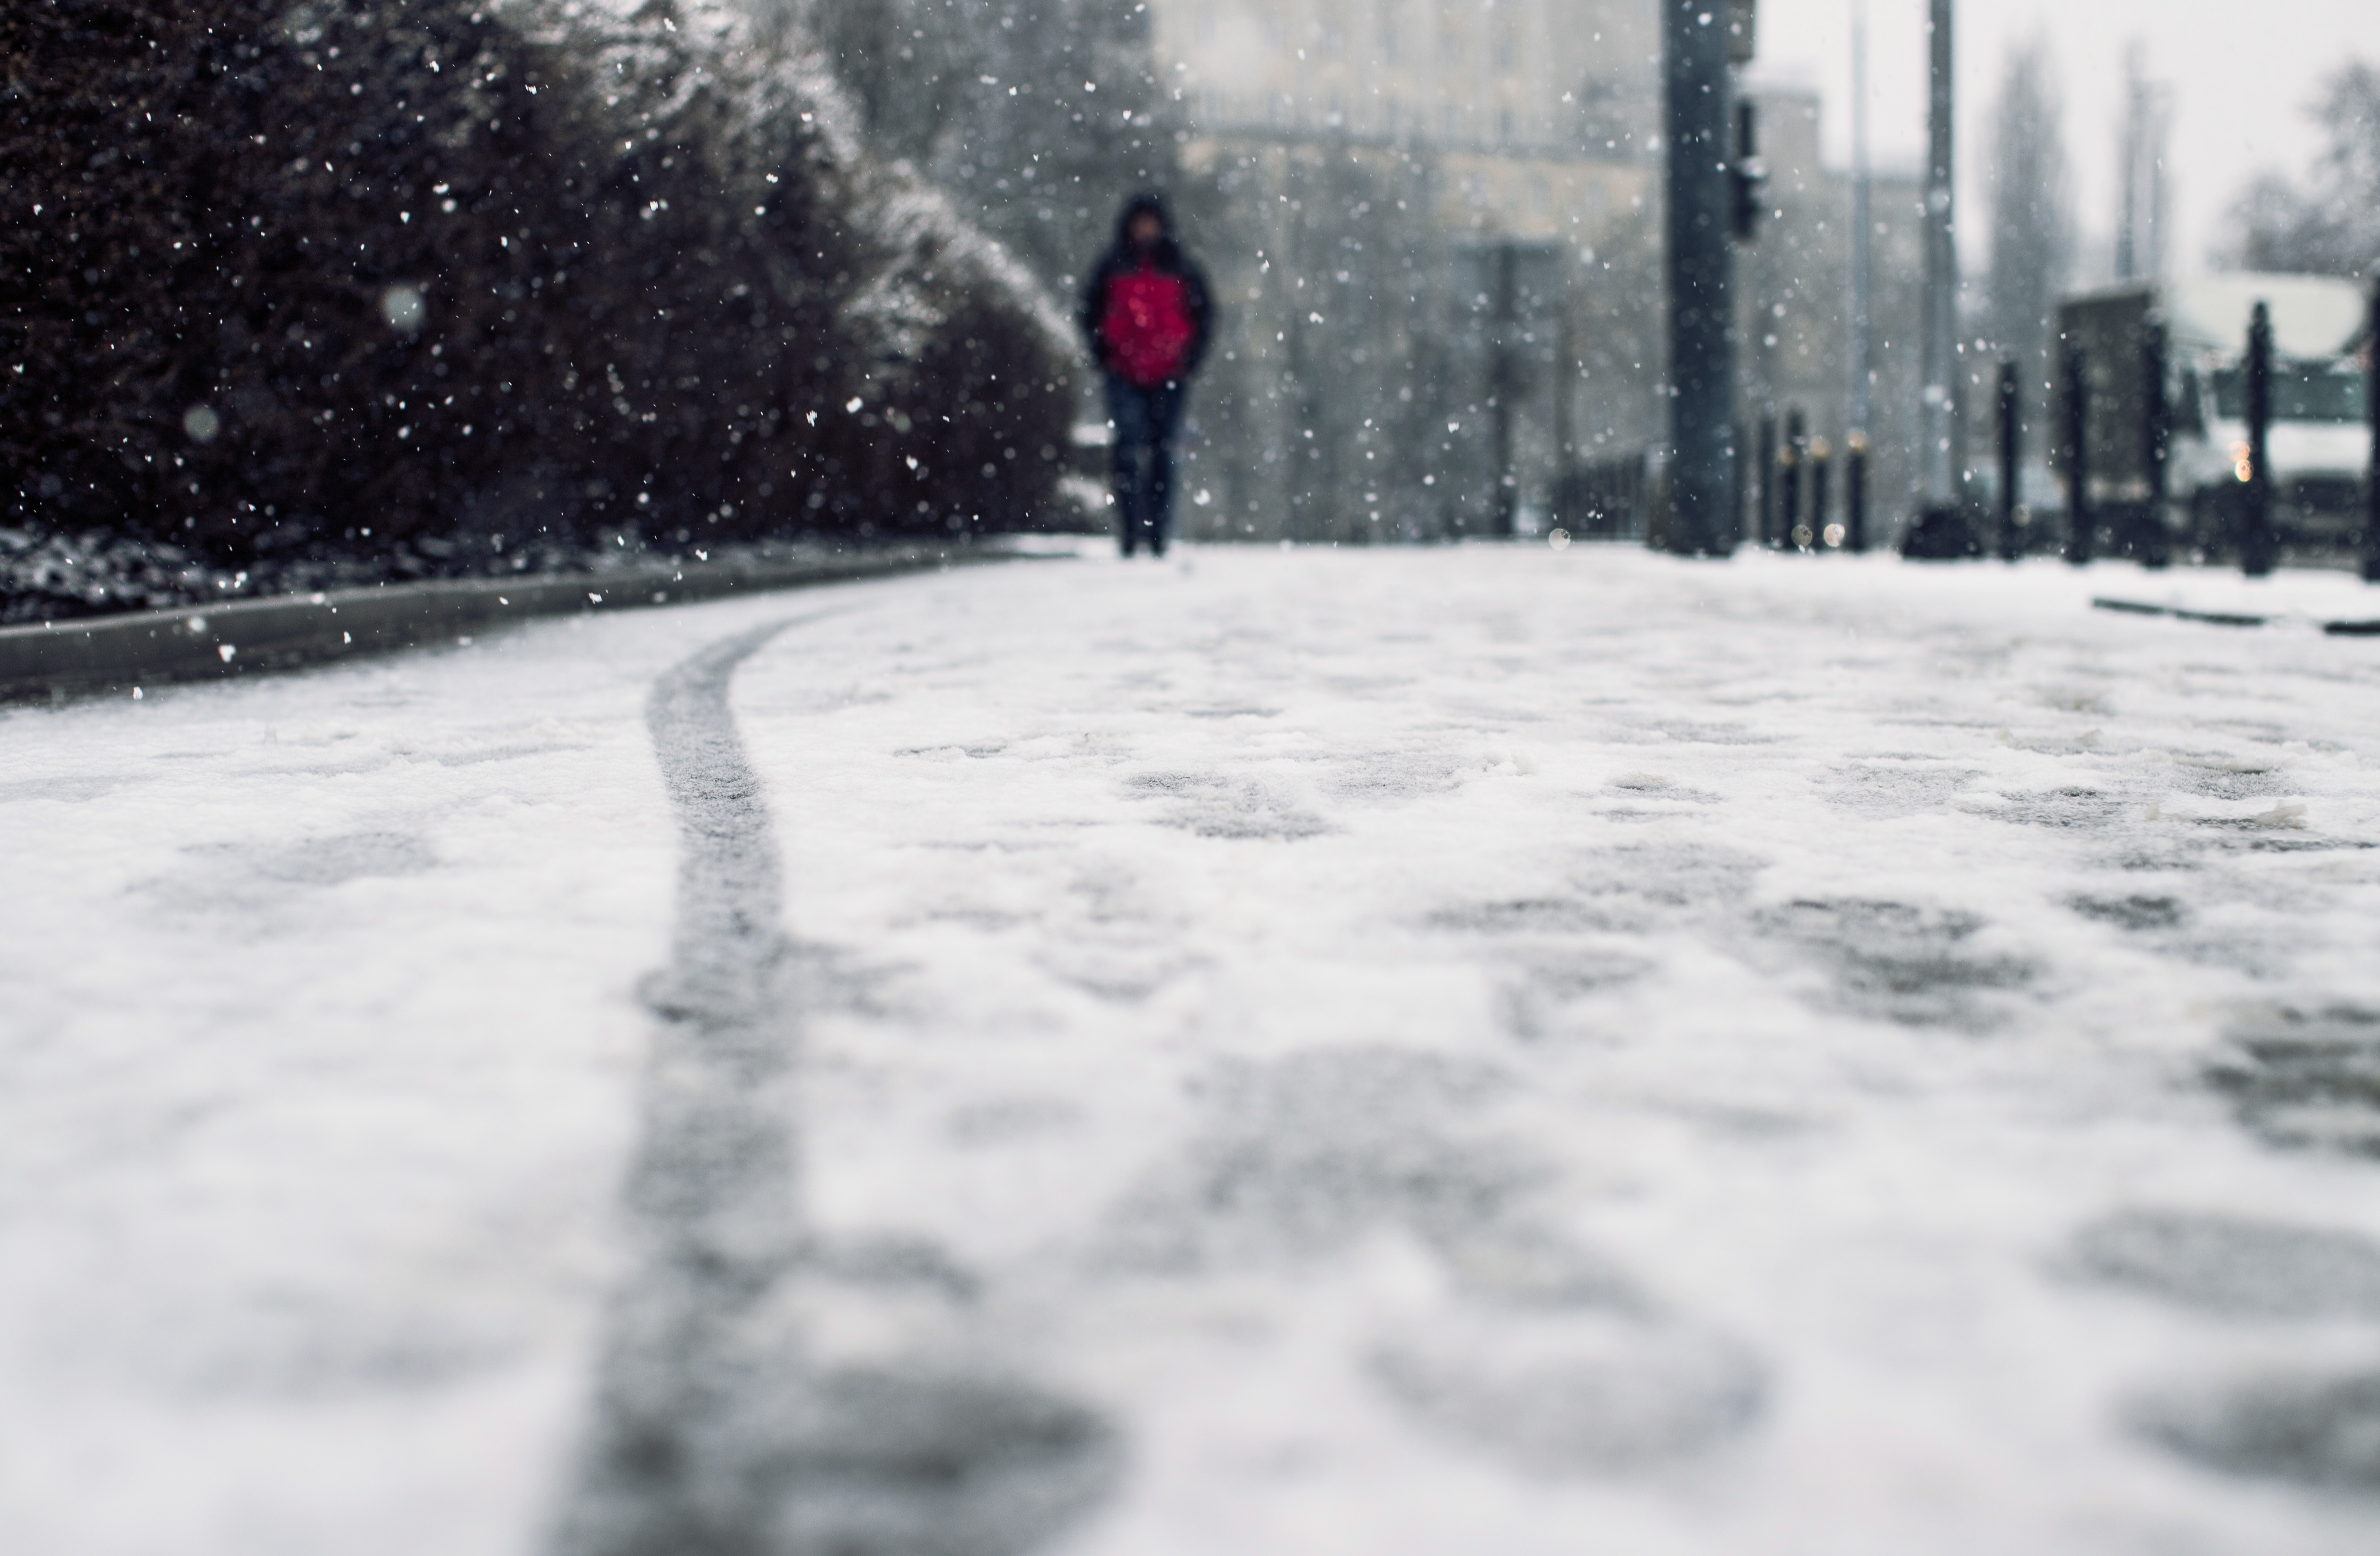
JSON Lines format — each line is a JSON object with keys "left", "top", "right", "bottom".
{"left": 1499, "top": 107, "right": 1516, "bottom": 143}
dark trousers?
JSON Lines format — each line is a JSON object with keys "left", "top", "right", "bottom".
{"left": 1105, "top": 374, "right": 1186, "bottom": 555}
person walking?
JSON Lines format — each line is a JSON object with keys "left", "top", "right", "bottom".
{"left": 1081, "top": 193, "right": 1211, "bottom": 558}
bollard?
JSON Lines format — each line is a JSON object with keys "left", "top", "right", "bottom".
{"left": 1490, "top": 242, "right": 1521, "bottom": 539}
{"left": 1997, "top": 359, "right": 2021, "bottom": 562}
{"left": 1757, "top": 414, "right": 1779, "bottom": 547}
{"left": 1732, "top": 422, "right": 1754, "bottom": 547}
{"left": 1782, "top": 407, "right": 1806, "bottom": 548}
{"left": 1810, "top": 438, "right": 1833, "bottom": 547}
{"left": 2141, "top": 319, "right": 2172, "bottom": 568}
{"left": 1846, "top": 431, "right": 1870, "bottom": 553}
{"left": 2242, "top": 300, "right": 2276, "bottom": 576}
{"left": 2365, "top": 275, "right": 2380, "bottom": 584}
{"left": 2062, "top": 347, "right": 2092, "bottom": 565}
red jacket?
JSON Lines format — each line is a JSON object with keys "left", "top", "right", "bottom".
{"left": 1099, "top": 265, "right": 1200, "bottom": 387}
{"left": 1082, "top": 237, "right": 1213, "bottom": 388}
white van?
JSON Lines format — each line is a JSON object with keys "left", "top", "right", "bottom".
{"left": 2057, "top": 273, "right": 2370, "bottom": 554}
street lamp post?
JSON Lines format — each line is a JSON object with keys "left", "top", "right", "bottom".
{"left": 1662, "top": 0, "right": 1753, "bottom": 556}
{"left": 1849, "top": 0, "right": 1874, "bottom": 482}
{"left": 1920, "top": 0, "right": 1958, "bottom": 508}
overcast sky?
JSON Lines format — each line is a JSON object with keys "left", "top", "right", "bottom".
{"left": 1741, "top": 0, "right": 2378, "bottom": 278}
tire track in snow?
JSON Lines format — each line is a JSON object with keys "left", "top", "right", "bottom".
{"left": 553, "top": 617, "right": 1116, "bottom": 1556}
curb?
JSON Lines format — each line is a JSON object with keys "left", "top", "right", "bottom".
{"left": 2091, "top": 597, "right": 2271, "bottom": 628}
{"left": 1, "top": 543, "right": 1028, "bottom": 705}
{"left": 2092, "top": 596, "right": 2380, "bottom": 635}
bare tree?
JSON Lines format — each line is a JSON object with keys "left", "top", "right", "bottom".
{"left": 1982, "top": 37, "right": 2072, "bottom": 399}
{"left": 2223, "top": 61, "right": 2380, "bottom": 278}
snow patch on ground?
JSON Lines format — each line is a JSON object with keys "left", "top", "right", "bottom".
{"left": 7, "top": 547, "right": 2380, "bottom": 1552}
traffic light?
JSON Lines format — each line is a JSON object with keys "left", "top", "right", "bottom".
{"left": 1731, "top": 100, "right": 1768, "bottom": 241}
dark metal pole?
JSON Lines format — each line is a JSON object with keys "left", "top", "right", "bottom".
{"left": 1997, "top": 359, "right": 2020, "bottom": 561}
{"left": 2116, "top": 49, "right": 2142, "bottom": 281}
{"left": 1920, "top": 0, "right": 1957, "bottom": 505}
{"left": 2142, "top": 319, "right": 2172, "bottom": 568}
{"left": 1554, "top": 277, "right": 1576, "bottom": 529}
{"left": 1782, "top": 407, "right": 1805, "bottom": 547}
{"left": 1811, "top": 438, "right": 1833, "bottom": 546}
{"left": 1732, "top": 423, "right": 1751, "bottom": 545}
{"left": 2365, "top": 275, "right": 2380, "bottom": 584}
{"left": 1757, "top": 414, "right": 1778, "bottom": 545}
{"left": 1846, "top": 431, "right": 1870, "bottom": 553}
{"left": 1491, "top": 241, "right": 1519, "bottom": 539}
{"left": 1849, "top": 0, "right": 1873, "bottom": 451}
{"left": 2062, "top": 346, "right": 2092, "bottom": 565}
{"left": 1664, "top": 0, "right": 1738, "bottom": 555}
{"left": 2243, "top": 300, "right": 2275, "bottom": 577}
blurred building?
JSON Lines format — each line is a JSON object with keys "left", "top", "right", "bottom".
{"left": 1142, "top": 0, "right": 1667, "bottom": 542}
{"left": 1164, "top": 0, "right": 1653, "bottom": 149}
{"left": 1129, "top": 4, "right": 1929, "bottom": 548}
{"left": 1736, "top": 86, "right": 1930, "bottom": 543}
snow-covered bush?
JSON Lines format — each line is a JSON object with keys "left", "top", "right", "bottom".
{"left": 788, "top": 0, "right": 1192, "bottom": 292}
{"left": 0, "top": 0, "right": 1076, "bottom": 619}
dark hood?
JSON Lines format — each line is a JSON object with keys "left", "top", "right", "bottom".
{"left": 1111, "top": 191, "right": 1180, "bottom": 264}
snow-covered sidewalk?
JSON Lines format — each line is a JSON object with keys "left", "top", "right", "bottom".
{"left": 7, "top": 545, "right": 2380, "bottom": 1554}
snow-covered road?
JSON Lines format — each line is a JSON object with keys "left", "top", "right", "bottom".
{"left": 8, "top": 546, "right": 2380, "bottom": 1554}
